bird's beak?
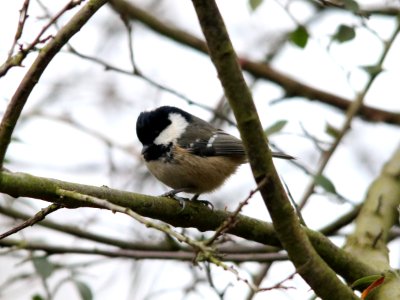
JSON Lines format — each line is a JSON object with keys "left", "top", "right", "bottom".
{"left": 141, "top": 145, "right": 149, "bottom": 156}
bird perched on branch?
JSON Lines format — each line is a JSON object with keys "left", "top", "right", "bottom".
{"left": 136, "top": 106, "right": 293, "bottom": 207}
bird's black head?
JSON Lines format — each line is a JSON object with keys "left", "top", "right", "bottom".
{"left": 136, "top": 106, "right": 192, "bottom": 146}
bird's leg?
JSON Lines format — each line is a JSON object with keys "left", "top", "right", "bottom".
{"left": 161, "top": 189, "right": 190, "bottom": 209}
{"left": 190, "top": 194, "right": 199, "bottom": 201}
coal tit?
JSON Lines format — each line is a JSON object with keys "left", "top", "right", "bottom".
{"left": 136, "top": 106, "right": 293, "bottom": 203}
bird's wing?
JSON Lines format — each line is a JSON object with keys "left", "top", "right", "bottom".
{"left": 180, "top": 130, "right": 245, "bottom": 157}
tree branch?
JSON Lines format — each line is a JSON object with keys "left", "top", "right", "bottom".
{"left": 190, "top": 1, "right": 358, "bottom": 299}
{"left": 0, "top": 169, "right": 376, "bottom": 283}
{"left": 344, "top": 146, "right": 400, "bottom": 299}
{"left": 0, "top": 238, "right": 288, "bottom": 263}
{"left": 344, "top": 146, "right": 400, "bottom": 270}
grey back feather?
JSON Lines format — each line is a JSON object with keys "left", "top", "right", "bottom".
{"left": 178, "top": 115, "right": 293, "bottom": 160}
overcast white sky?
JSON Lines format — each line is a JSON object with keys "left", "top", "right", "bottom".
{"left": 0, "top": 0, "right": 399, "bottom": 299}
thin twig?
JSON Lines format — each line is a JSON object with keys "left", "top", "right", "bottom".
{"left": 204, "top": 262, "right": 232, "bottom": 299}
{"left": 26, "top": 0, "right": 81, "bottom": 51}
{"left": 7, "top": 0, "right": 30, "bottom": 61}
{"left": 245, "top": 263, "right": 272, "bottom": 300}
{"left": 205, "top": 177, "right": 267, "bottom": 246}
{"left": 282, "top": 178, "right": 307, "bottom": 226}
{"left": 0, "top": 204, "right": 62, "bottom": 240}
{"left": 0, "top": 238, "right": 288, "bottom": 262}
{"left": 258, "top": 271, "right": 296, "bottom": 293}
{"left": 35, "top": 0, "right": 62, "bottom": 31}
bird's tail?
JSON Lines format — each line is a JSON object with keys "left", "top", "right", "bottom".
{"left": 271, "top": 151, "right": 295, "bottom": 160}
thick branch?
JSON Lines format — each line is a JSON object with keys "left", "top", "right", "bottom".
{"left": 344, "top": 146, "right": 400, "bottom": 270}
{"left": 344, "top": 146, "right": 400, "bottom": 299}
{"left": 109, "top": 0, "right": 400, "bottom": 125}
{"left": 0, "top": 0, "right": 109, "bottom": 167}
{"left": 190, "top": 1, "right": 357, "bottom": 299}
{"left": 0, "top": 170, "right": 376, "bottom": 282}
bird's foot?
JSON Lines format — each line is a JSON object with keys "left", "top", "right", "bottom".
{"left": 161, "top": 190, "right": 180, "bottom": 198}
{"left": 190, "top": 194, "right": 214, "bottom": 210}
{"left": 161, "top": 190, "right": 189, "bottom": 210}
{"left": 160, "top": 191, "right": 213, "bottom": 210}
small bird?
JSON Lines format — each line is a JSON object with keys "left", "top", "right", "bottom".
{"left": 136, "top": 106, "right": 292, "bottom": 205}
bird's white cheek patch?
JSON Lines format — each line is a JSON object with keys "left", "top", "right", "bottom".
{"left": 154, "top": 113, "right": 188, "bottom": 145}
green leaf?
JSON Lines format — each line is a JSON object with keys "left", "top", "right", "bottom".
{"left": 32, "top": 256, "right": 54, "bottom": 279}
{"left": 333, "top": 25, "right": 356, "bottom": 43}
{"left": 342, "top": 0, "right": 360, "bottom": 12}
{"left": 325, "top": 122, "right": 340, "bottom": 139}
{"left": 32, "top": 295, "right": 45, "bottom": 300}
{"left": 314, "top": 174, "right": 337, "bottom": 194}
{"left": 361, "top": 65, "right": 383, "bottom": 77}
{"left": 264, "top": 120, "right": 288, "bottom": 136}
{"left": 351, "top": 275, "right": 383, "bottom": 289}
{"left": 74, "top": 280, "right": 93, "bottom": 300}
{"left": 290, "top": 26, "right": 308, "bottom": 48}
{"left": 249, "top": 0, "right": 263, "bottom": 11}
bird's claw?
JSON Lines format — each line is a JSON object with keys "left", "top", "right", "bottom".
{"left": 161, "top": 190, "right": 179, "bottom": 198}
{"left": 195, "top": 199, "right": 214, "bottom": 210}
{"left": 160, "top": 191, "right": 213, "bottom": 211}
{"left": 161, "top": 192, "right": 188, "bottom": 211}
{"left": 190, "top": 194, "right": 213, "bottom": 210}
{"left": 175, "top": 196, "right": 188, "bottom": 211}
